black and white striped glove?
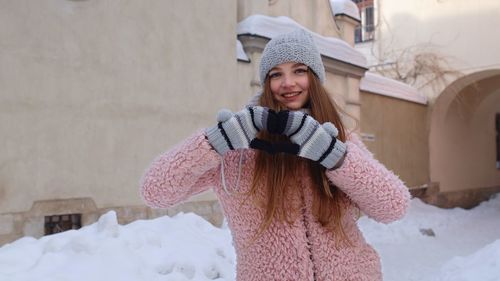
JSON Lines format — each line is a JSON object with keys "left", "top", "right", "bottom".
{"left": 205, "top": 106, "right": 270, "bottom": 156}
{"left": 281, "top": 111, "right": 347, "bottom": 169}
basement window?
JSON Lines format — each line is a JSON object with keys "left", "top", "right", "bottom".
{"left": 44, "top": 214, "right": 82, "bottom": 235}
{"left": 497, "top": 113, "right": 500, "bottom": 169}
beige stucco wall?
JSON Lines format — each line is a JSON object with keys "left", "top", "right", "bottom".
{"left": 360, "top": 92, "right": 429, "bottom": 187}
{"left": 0, "top": 0, "right": 236, "bottom": 230}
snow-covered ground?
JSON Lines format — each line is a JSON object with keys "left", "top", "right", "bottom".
{"left": 1, "top": 194, "right": 499, "bottom": 281}
{"left": 360, "top": 195, "right": 500, "bottom": 281}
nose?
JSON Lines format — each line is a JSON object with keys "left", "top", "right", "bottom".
{"left": 281, "top": 74, "right": 295, "bottom": 88}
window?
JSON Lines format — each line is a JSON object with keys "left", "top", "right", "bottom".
{"left": 497, "top": 113, "right": 500, "bottom": 169}
{"left": 354, "top": 0, "right": 375, "bottom": 43}
{"left": 45, "top": 214, "right": 82, "bottom": 235}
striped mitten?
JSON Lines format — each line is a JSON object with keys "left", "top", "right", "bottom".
{"left": 281, "top": 110, "right": 347, "bottom": 169}
{"left": 205, "top": 106, "right": 270, "bottom": 156}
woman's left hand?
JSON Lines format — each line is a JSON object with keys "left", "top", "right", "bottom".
{"left": 278, "top": 110, "right": 347, "bottom": 169}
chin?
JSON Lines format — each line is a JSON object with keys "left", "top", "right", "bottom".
{"left": 285, "top": 103, "right": 304, "bottom": 110}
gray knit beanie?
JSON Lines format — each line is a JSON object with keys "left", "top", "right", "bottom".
{"left": 259, "top": 29, "right": 325, "bottom": 86}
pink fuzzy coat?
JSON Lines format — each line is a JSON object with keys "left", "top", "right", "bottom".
{"left": 140, "top": 131, "right": 411, "bottom": 281}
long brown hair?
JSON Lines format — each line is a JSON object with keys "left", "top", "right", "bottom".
{"left": 250, "top": 70, "right": 350, "bottom": 242}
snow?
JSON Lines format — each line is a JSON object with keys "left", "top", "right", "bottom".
{"left": 237, "top": 15, "right": 367, "bottom": 68}
{"left": 0, "top": 211, "right": 236, "bottom": 281}
{"left": 435, "top": 239, "right": 500, "bottom": 281}
{"left": 236, "top": 40, "right": 250, "bottom": 62}
{"left": 360, "top": 196, "right": 500, "bottom": 280}
{"left": 329, "top": 0, "right": 361, "bottom": 21}
{"left": 1, "top": 194, "right": 500, "bottom": 281}
{"left": 360, "top": 72, "right": 428, "bottom": 105}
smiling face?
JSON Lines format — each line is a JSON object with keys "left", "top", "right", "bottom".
{"left": 268, "top": 62, "right": 310, "bottom": 110}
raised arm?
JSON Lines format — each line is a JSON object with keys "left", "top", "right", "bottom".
{"left": 326, "top": 134, "right": 411, "bottom": 223}
{"left": 140, "top": 105, "right": 273, "bottom": 208}
{"left": 140, "top": 130, "right": 221, "bottom": 208}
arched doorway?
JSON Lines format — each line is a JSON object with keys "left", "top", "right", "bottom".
{"left": 429, "top": 70, "right": 500, "bottom": 208}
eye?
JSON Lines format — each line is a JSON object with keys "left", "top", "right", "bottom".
{"left": 268, "top": 71, "right": 282, "bottom": 79}
{"left": 295, "top": 67, "right": 309, "bottom": 75}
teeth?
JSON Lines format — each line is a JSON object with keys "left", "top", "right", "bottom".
{"left": 283, "top": 92, "right": 300, "bottom": 97}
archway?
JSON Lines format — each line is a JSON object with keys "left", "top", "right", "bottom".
{"left": 429, "top": 69, "right": 500, "bottom": 207}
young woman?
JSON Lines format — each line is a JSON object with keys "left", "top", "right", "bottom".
{"left": 141, "top": 29, "right": 411, "bottom": 281}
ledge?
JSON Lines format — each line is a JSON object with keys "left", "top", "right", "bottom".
{"left": 360, "top": 72, "right": 428, "bottom": 105}
{"left": 410, "top": 183, "right": 500, "bottom": 209}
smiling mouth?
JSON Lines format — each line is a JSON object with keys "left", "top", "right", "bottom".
{"left": 282, "top": 92, "right": 301, "bottom": 98}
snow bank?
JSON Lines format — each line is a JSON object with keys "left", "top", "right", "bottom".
{"left": 0, "top": 211, "right": 235, "bottom": 281}
{"left": 433, "top": 239, "right": 500, "bottom": 281}
{"left": 1, "top": 195, "right": 499, "bottom": 281}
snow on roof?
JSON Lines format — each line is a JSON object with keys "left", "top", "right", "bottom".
{"left": 237, "top": 15, "right": 367, "bottom": 69}
{"left": 360, "top": 72, "right": 428, "bottom": 105}
{"left": 236, "top": 39, "right": 250, "bottom": 62}
{"left": 330, "top": 0, "right": 361, "bottom": 21}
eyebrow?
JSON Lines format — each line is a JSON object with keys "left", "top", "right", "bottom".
{"left": 269, "top": 63, "right": 307, "bottom": 72}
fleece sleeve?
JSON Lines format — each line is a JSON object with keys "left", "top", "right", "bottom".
{"left": 326, "top": 134, "right": 411, "bottom": 223}
{"left": 140, "top": 130, "right": 221, "bottom": 208}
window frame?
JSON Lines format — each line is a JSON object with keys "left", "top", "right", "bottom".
{"left": 354, "top": 0, "right": 375, "bottom": 44}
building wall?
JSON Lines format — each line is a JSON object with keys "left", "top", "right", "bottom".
{"left": 0, "top": 0, "right": 420, "bottom": 244}
{"left": 360, "top": 92, "right": 429, "bottom": 187}
{"left": 356, "top": 0, "right": 500, "bottom": 203}
{"left": 0, "top": 0, "right": 236, "bottom": 243}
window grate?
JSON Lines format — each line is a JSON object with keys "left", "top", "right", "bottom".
{"left": 44, "top": 213, "right": 82, "bottom": 235}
